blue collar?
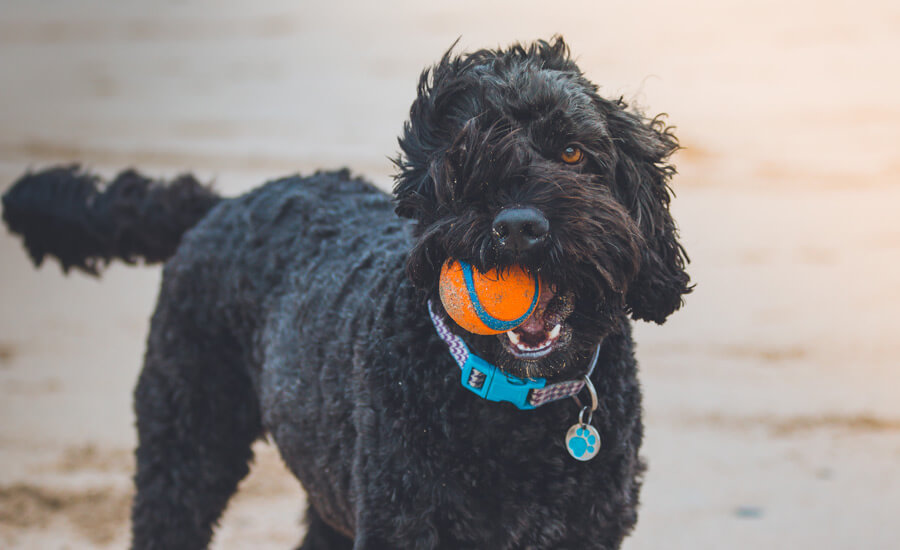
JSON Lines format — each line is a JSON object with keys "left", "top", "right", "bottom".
{"left": 428, "top": 301, "right": 600, "bottom": 410}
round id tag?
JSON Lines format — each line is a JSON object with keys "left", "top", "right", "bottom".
{"left": 565, "top": 422, "right": 601, "bottom": 461}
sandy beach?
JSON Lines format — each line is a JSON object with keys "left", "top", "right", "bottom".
{"left": 1, "top": 1, "right": 899, "bottom": 548}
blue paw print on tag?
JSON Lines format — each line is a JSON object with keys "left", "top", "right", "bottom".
{"left": 568, "top": 427, "right": 596, "bottom": 458}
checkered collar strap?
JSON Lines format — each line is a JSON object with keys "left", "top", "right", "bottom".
{"left": 427, "top": 301, "right": 597, "bottom": 410}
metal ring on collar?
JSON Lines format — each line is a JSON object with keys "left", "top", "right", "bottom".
{"left": 572, "top": 344, "right": 602, "bottom": 411}
{"left": 582, "top": 374, "right": 598, "bottom": 412}
{"left": 578, "top": 405, "right": 593, "bottom": 426}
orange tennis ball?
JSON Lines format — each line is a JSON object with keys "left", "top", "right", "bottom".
{"left": 439, "top": 259, "right": 541, "bottom": 335}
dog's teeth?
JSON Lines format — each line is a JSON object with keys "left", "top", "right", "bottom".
{"left": 549, "top": 324, "right": 561, "bottom": 339}
{"left": 507, "top": 330, "right": 520, "bottom": 345}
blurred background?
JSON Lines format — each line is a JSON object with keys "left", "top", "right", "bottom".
{"left": 1, "top": 0, "right": 898, "bottom": 548}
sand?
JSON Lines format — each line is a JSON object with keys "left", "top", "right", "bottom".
{"left": 1, "top": 1, "right": 898, "bottom": 548}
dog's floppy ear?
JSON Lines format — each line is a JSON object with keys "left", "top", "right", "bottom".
{"left": 392, "top": 44, "right": 469, "bottom": 223}
{"left": 601, "top": 99, "right": 692, "bottom": 323}
{"left": 392, "top": 90, "right": 439, "bottom": 222}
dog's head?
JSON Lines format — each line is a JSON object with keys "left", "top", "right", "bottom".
{"left": 393, "top": 38, "right": 691, "bottom": 380}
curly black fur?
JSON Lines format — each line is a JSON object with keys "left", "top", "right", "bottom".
{"left": 3, "top": 38, "right": 690, "bottom": 549}
{"left": 2, "top": 165, "right": 220, "bottom": 274}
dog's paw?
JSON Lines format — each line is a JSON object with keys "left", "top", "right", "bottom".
{"left": 567, "top": 427, "right": 597, "bottom": 459}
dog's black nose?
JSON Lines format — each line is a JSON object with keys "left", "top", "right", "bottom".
{"left": 492, "top": 207, "right": 549, "bottom": 253}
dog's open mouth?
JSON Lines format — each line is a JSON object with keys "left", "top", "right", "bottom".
{"left": 499, "top": 284, "right": 572, "bottom": 360}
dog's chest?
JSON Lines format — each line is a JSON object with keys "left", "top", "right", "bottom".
{"left": 253, "top": 277, "right": 639, "bottom": 547}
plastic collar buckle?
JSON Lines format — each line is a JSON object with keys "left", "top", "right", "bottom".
{"left": 460, "top": 353, "right": 547, "bottom": 410}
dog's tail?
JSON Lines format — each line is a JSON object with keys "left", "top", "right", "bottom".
{"left": 2, "top": 165, "right": 221, "bottom": 275}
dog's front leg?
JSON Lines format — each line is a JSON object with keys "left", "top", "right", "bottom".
{"left": 350, "top": 480, "right": 443, "bottom": 550}
{"left": 348, "top": 404, "right": 447, "bottom": 550}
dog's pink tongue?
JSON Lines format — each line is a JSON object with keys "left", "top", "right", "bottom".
{"left": 518, "top": 313, "right": 546, "bottom": 334}
{"left": 517, "top": 283, "right": 554, "bottom": 333}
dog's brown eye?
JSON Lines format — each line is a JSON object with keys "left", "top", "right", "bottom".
{"left": 560, "top": 146, "right": 584, "bottom": 164}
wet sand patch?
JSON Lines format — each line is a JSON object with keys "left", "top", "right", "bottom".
{"left": 0, "top": 342, "right": 14, "bottom": 367}
{"left": 693, "top": 413, "right": 900, "bottom": 436}
{"left": 51, "top": 444, "right": 133, "bottom": 474}
{"left": 719, "top": 345, "right": 808, "bottom": 363}
{"left": 3, "top": 378, "right": 62, "bottom": 395}
{"left": 12, "top": 139, "right": 304, "bottom": 174}
{"left": 0, "top": 483, "right": 131, "bottom": 544}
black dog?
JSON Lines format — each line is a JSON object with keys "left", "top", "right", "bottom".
{"left": 2, "top": 38, "right": 689, "bottom": 549}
